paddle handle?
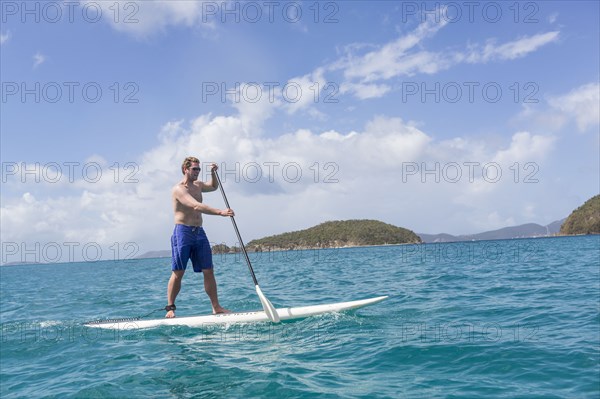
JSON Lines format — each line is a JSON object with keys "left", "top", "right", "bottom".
{"left": 213, "top": 170, "right": 259, "bottom": 286}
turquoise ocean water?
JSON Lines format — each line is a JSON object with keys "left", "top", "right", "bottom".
{"left": 1, "top": 235, "right": 599, "bottom": 398}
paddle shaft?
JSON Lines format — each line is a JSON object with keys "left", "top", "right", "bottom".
{"left": 213, "top": 170, "right": 259, "bottom": 286}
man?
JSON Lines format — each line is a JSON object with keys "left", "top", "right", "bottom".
{"left": 166, "top": 156, "right": 234, "bottom": 318}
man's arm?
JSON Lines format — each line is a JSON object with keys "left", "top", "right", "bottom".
{"left": 202, "top": 163, "right": 219, "bottom": 192}
{"left": 174, "top": 186, "right": 231, "bottom": 216}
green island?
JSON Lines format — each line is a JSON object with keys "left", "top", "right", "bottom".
{"left": 215, "top": 220, "right": 421, "bottom": 253}
{"left": 560, "top": 194, "right": 600, "bottom": 235}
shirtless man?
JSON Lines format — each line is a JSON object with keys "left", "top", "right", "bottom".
{"left": 165, "top": 156, "right": 234, "bottom": 318}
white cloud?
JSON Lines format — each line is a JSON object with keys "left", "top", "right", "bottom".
{"left": 1, "top": 108, "right": 562, "bottom": 264}
{"left": 0, "top": 30, "right": 10, "bottom": 45}
{"left": 330, "top": 17, "right": 559, "bottom": 99}
{"left": 22, "top": 192, "right": 36, "bottom": 204}
{"left": 334, "top": 16, "right": 449, "bottom": 84}
{"left": 513, "top": 82, "right": 600, "bottom": 133}
{"left": 282, "top": 68, "right": 328, "bottom": 115}
{"left": 33, "top": 52, "right": 46, "bottom": 68}
{"left": 224, "top": 70, "right": 331, "bottom": 128}
{"left": 92, "top": 0, "right": 216, "bottom": 38}
{"left": 230, "top": 83, "right": 281, "bottom": 134}
{"left": 548, "top": 83, "right": 600, "bottom": 132}
{"left": 493, "top": 132, "right": 557, "bottom": 165}
{"left": 466, "top": 32, "right": 560, "bottom": 63}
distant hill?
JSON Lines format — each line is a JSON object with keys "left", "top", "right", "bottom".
{"left": 560, "top": 195, "right": 600, "bottom": 235}
{"left": 546, "top": 219, "right": 565, "bottom": 233}
{"left": 246, "top": 219, "right": 421, "bottom": 250}
{"left": 419, "top": 220, "right": 565, "bottom": 243}
{"left": 137, "top": 220, "right": 421, "bottom": 257}
{"left": 136, "top": 211, "right": 587, "bottom": 258}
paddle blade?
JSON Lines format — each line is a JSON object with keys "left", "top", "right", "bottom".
{"left": 256, "top": 285, "right": 280, "bottom": 323}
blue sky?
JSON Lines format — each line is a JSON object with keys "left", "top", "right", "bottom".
{"left": 1, "top": 1, "right": 599, "bottom": 263}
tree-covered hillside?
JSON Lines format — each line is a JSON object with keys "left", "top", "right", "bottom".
{"left": 560, "top": 195, "right": 600, "bottom": 235}
{"left": 246, "top": 219, "right": 421, "bottom": 250}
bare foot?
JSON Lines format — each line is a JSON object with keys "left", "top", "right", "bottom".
{"left": 213, "top": 306, "right": 231, "bottom": 314}
{"left": 165, "top": 310, "right": 175, "bottom": 318}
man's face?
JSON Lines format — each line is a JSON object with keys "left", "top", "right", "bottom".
{"left": 187, "top": 163, "right": 201, "bottom": 181}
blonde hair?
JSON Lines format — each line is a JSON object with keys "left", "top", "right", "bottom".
{"left": 181, "top": 156, "right": 200, "bottom": 174}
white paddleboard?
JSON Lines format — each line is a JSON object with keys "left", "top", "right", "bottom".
{"left": 85, "top": 296, "right": 388, "bottom": 330}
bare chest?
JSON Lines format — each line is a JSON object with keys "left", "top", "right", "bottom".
{"left": 186, "top": 184, "right": 203, "bottom": 202}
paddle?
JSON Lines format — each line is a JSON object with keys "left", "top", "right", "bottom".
{"left": 213, "top": 169, "right": 281, "bottom": 323}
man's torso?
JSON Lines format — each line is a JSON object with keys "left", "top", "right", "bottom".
{"left": 173, "top": 181, "right": 203, "bottom": 226}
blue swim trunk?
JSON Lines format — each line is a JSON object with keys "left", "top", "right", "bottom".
{"left": 171, "top": 225, "right": 213, "bottom": 272}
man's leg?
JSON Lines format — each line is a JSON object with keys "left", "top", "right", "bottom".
{"left": 203, "top": 269, "right": 230, "bottom": 314}
{"left": 166, "top": 270, "right": 185, "bottom": 318}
